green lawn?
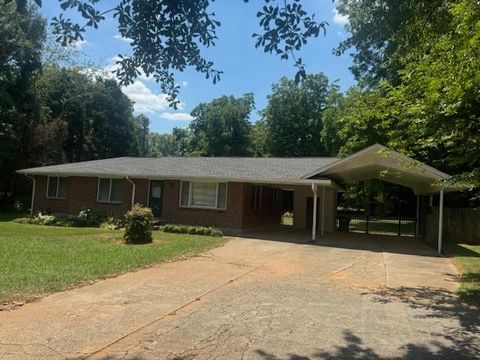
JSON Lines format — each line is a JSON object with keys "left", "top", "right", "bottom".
{"left": 445, "top": 242, "right": 480, "bottom": 305}
{"left": 0, "top": 212, "right": 227, "bottom": 304}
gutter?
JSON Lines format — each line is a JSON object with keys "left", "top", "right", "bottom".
{"left": 126, "top": 176, "right": 135, "bottom": 208}
{"left": 24, "top": 174, "right": 35, "bottom": 216}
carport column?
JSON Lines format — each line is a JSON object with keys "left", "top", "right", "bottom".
{"left": 321, "top": 187, "right": 325, "bottom": 237}
{"left": 415, "top": 195, "right": 420, "bottom": 237}
{"left": 438, "top": 188, "right": 444, "bottom": 254}
{"left": 311, "top": 183, "right": 318, "bottom": 240}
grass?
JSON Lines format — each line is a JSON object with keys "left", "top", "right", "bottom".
{"left": 0, "top": 212, "right": 227, "bottom": 304}
{"left": 445, "top": 242, "right": 480, "bottom": 305}
{"left": 346, "top": 217, "right": 416, "bottom": 236}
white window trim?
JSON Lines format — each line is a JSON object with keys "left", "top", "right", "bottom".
{"left": 46, "top": 176, "right": 67, "bottom": 200}
{"left": 179, "top": 180, "right": 228, "bottom": 210}
{"left": 97, "top": 178, "right": 122, "bottom": 204}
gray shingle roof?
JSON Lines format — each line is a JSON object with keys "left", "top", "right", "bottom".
{"left": 17, "top": 156, "right": 338, "bottom": 183}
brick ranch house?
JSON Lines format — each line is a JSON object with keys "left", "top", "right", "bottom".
{"left": 17, "top": 144, "right": 455, "bottom": 251}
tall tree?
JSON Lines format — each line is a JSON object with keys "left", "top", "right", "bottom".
{"left": 35, "top": 65, "right": 136, "bottom": 162}
{"left": 0, "top": 2, "right": 45, "bottom": 205}
{"left": 189, "top": 94, "right": 254, "bottom": 156}
{"left": 131, "top": 114, "right": 150, "bottom": 156}
{"left": 262, "top": 73, "right": 338, "bottom": 157}
{"left": 335, "top": 0, "right": 480, "bottom": 199}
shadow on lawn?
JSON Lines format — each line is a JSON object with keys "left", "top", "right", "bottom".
{"left": 256, "top": 286, "right": 480, "bottom": 360}
{"left": 0, "top": 211, "right": 27, "bottom": 222}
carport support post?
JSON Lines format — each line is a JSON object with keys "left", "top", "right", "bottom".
{"left": 311, "top": 183, "right": 318, "bottom": 241}
{"left": 438, "top": 189, "right": 444, "bottom": 254}
{"left": 415, "top": 195, "right": 420, "bottom": 237}
{"left": 321, "top": 187, "right": 325, "bottom": 237}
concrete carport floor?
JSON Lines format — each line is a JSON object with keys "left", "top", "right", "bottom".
{"left": 0, "top": 232, "right": 478, "bottom": 360}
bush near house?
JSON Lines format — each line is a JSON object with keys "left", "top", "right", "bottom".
{"left": 13, "top": 210, "right": 123, "bottom": 229}
{"left": 162, "top": 224, "right": 223, "bottom": 237}
{"left": 123, "top": 204, "right": 154, "bottom": 244}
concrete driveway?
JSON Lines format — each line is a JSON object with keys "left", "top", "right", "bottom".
{"left": 0, "top": 232, "right": 479, "bottom": 359}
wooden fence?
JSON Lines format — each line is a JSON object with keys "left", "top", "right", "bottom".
{"left": 426, "top": 207, "right": 480, "bottom": 245}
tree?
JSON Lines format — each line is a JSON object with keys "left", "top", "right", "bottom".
{"left": 249, "top": 119, "right": 269, "bottom": 157}
{"left": 335, "top": 0, "right": 480, "bottom": 202}
{"left": 35, "top": 65, "right": 136, "bottom": 162}
{"left": 262, "top": 73, "right": 338, "bottom": 157}
{"left": 9, "top": 0, "right": 328, "bottom": 107}
{"left": 189, "top": 94, "right": 254, "bottom": 156}
{"left": 335, "top": 0, "right": 449, "bottom": 87}
{"left": 0, "top": 2, "right": 45, "bottom": 205}
{"left": 131, "top": 114, "right": 150, "bottom": 156}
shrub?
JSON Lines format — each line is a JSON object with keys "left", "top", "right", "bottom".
{"left": 100, "top": 217, "right": 124, "bottom": 230}
{"left": 162, "top": 224, "right": 223, "bottom": 237}
{"left": 123, "top": 204, "right": 154, "bottom": 244}
{"left": 78, "top": 208, "right": 106, "bottom": 227}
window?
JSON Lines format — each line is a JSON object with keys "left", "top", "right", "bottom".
{"left": 252, "top": 185, "right": 262, "bottom": 211}
{"left": 180, "top": 181, "right": 228, "bottom": 210}
{"left": 46, "top": 176, "right": 67, "bottom": 199}
{"left": 97, "top": 178, "right": 123, "bottom": 203}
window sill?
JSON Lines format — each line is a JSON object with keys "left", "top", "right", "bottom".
{"left": 179, "top": 205, "right": 226, "bottom": 211}
{"left": 96, "top": 201, "right": 122, "bottom": 205}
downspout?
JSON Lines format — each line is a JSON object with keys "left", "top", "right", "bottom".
{"left": 126, "top": 176, "right": 135, "bottom": 208}
{"left": 24, "top": 174, "right": 35, "bottom": 216}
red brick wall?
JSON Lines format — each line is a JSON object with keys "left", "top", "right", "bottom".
{"left": 32, "top": 176, "right": 279, "bottom": 232}
{"left": 161, "top": 180, "right": 245, "bottom": 230}
{"left": 33, "top": 176, "right": 146, "bottom": 217}
{"left": 241, "top": 184, "right": 280, "bottom": 230}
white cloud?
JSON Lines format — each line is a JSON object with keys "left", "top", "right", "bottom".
{"left": 122, "top": 81, "right": 177, "bottom": 114}
{"left": 332, "top": 8, "right": 349, "bottom": 26}
{"left": 84, "top": 57, "right": 189, "bottom": 117}
{"left": 181, "top": 81, "right": 188, "bottom": 87}
{"left": 72, "top": 39, "right": 87, "bottom": 49}
{"left": 113, "top": 34, "right": 133, "bottom": 43}
{"left": 159, "top": 112, "right": 194, "bottom": 121}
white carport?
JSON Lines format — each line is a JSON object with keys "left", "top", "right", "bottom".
{"left": 304, "top": 144, "right": 456, "bottom": 254}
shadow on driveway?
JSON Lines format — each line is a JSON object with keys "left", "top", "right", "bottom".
{"left": 255, "top": 285, "right": 480, "bottom": 360}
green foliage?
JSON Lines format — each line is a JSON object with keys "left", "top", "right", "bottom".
{"left": 130, "top": 115, "right": 150, "bottom": 157}
{"left": 14, "top": 209, "right": 111, "bottom": 228}
{"left": 336, "top": 0, "right": 480, "bottom": 200}
{"left": 35, "top": 65, "right": 137, "bottom": 163}
{"left": 0, "top": 2, "right": 45, "bottom": 205}
{"left": 123, "top": 204, "right": 154, "bottom": 245}
{"left": 262, "top": 74, "right": 339, "bottom": 156}
{"left": 77, "top": 208, "right": 106, "bottom": 227}
{"left": 162, "top": 224, "right": 223, "bottom": 237}
{"left": 189, "top": 94, "right": 254, "bottom": 156}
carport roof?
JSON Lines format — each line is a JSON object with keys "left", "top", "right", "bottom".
{"left": 303, "top": 144, "right": 454, "bottom": 194}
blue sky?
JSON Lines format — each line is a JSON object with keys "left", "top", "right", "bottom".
{"left": 40, "top": 1, "right": 354, "bottom": 134}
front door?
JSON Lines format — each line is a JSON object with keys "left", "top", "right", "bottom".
{"left": 149, "top": 180, "right": 163, "bottom": 218}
